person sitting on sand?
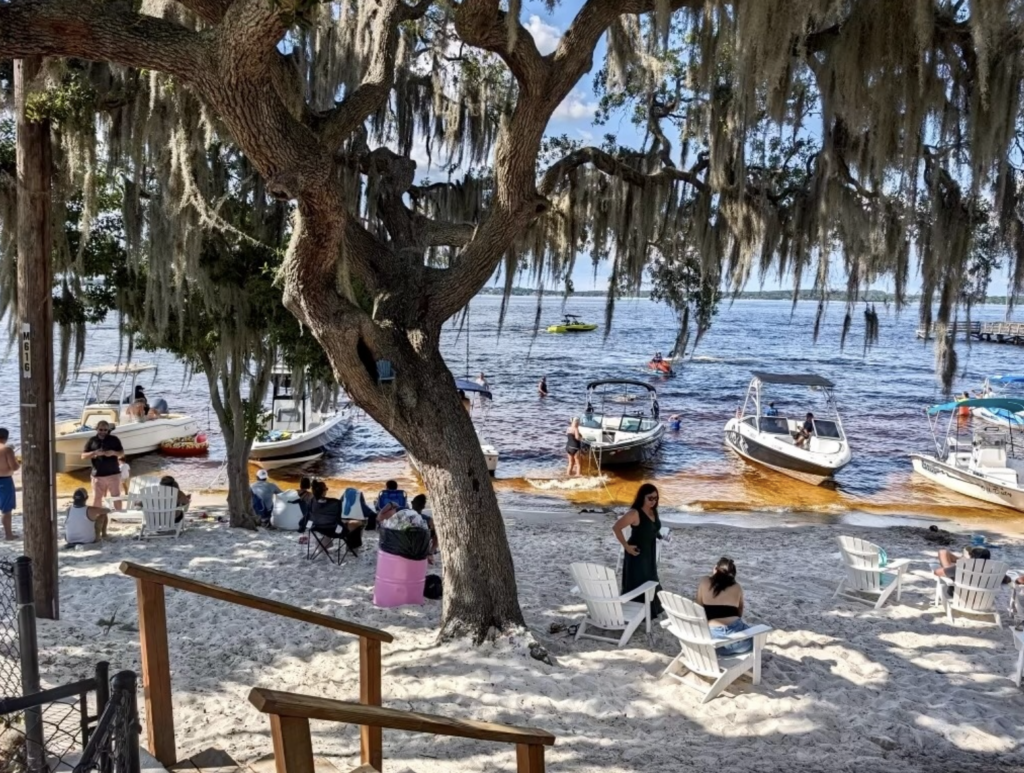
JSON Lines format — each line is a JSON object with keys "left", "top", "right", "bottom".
{"left": 295, "top": 476, "right": 314, "bottom": 519}
{"left": 64, "top": 487, "right": 110, "bottom": 545}
{"left": 696, "top": 557, "right": 754, "bottom": 655}
{"left": 538, "top": 377, "right": 549, "bottom": 397}
{"left": 409, "top": 493, "right": 438, "bottom": 561}
{"left": 159, "top": 476, "right": 190, "bottom": 522}
{"left": 613, "top": 483, "right": 665, "bottom": 619}
{"left": 565, "top": 417, "right": 583, "bottom": 477}
{"left": 301, "top": 480, "right": 342, "bottom": 540}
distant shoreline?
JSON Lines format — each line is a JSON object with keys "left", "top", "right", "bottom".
{"left": 478, "top": 287, "right": 1018, "bottom": 305}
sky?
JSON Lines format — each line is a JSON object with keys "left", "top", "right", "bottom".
{"left": 416, "top": 2, "right": 1015, "bottom": 298}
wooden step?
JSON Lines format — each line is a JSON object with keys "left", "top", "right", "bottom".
{"left": 247, "top": 753, "right": 347, "bottom": 773}
{"left": 169, "top": 748, "right": 241, "bottom": 773}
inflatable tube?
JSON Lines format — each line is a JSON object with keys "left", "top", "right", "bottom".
{"left": 159, "top": 434, "right": 209, "bottom": 457}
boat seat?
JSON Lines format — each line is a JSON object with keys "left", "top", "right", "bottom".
{"left": 81, "top": 408, "right": 119, "bottom": 428}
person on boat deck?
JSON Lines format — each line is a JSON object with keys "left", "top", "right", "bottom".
{"left": 933, "top": 546, "right": 1022, "bottom": 592}
{"left": 251, "top": 469, "right": 283, "bottom": 522}
{"left": 696, "top": 557, "right": 754, "bottom": 655}
{"left": 974, "top": 384, "right": 994, "bottom": 398}
{"left": 764, "top": 402, "right": 779, "bottom": 417}
{"left": 158, "top": 476, "right": 190, "bottom": 521}
{"left": 565, "top": 417, "right": 583, "bottom": 477}
{"left": 652, "top": 352, "right": 663, "bottom": 363}
{"left": 794, "top": 412, "right": 815, "bottom": 447}
{"left": 612, "top": 483, "right": 665, "bottom": 619}
{"left": 475, "top": 372, "right": 490, "bottom": 391}
{"left": 83, "top": 422, "right": 124, "bottom": 510}
{"left": 64, "top": 488, "right": 109, "bottom": 545}
{"left": 538, "top": 377, "right": 549, "bottom": 397}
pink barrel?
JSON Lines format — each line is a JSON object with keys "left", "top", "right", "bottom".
{"left": 373, "top": 551, "right": 427, "bottom": 607}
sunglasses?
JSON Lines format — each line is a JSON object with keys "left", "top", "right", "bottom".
{"left": 646, "top": 494, "right": 659, "bottom": 501}
{"left": 97, "top": 429, "right": 110, "bottom": 433}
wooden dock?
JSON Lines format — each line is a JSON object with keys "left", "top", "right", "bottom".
{"left": 915, "top": 321, "right": 1024, "bottom": 345}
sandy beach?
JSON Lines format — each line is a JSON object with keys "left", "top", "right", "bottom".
{"left": 3, "top": 504, "right": 1024, "bottom": 773}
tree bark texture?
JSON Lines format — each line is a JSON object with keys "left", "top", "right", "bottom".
{"left": 15, "top": 58, "right": 59, "bottom": 620}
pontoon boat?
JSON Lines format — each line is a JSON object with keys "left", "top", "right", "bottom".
{"left": 911, "top": 397, "right": 1024, "bottom": 512}
{"left": 575, "top": 380, "right": 664, "bottom": 467}
{"left": 250, "top": 370, "right": 350, "bottom": 469}
{"left": 54, "top": 364, "right": 200, "bottom": 471}
{"left": 724, "top": 372, "right": 852, "bottom": 485}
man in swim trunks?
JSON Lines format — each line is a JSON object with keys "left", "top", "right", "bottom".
{"left": 0, "top": 429, "right": 20, "bottom": 540}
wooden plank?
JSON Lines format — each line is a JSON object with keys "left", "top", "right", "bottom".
{"left": 359, "top": 638, "right": 382, "bottom": 771}
{"left": 269, "top": 716, "right": 315, "bottom": 773}
{"left": 248, "top": 754, "right": 346, "bottom": 773}
{"left": 120, "top": 562, "right": 392, "bottom": 643}
{"left": 249, "top": 689, "right": 556, "bottom": 747}
{"left": 137, "top": 578, "right": 176, "bottom": 766}
{"left": 516, "top": 744, "right": 546, "bottom": 773}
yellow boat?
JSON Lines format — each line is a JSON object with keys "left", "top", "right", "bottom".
{"left": 547, "top": 314, "right": 598, "bottom": 333}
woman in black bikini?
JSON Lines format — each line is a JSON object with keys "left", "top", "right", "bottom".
{"left": 695, "top": 557, "right": 752, "bottom": 654}
{"left": 565, "top": 417, "right": 583, "bottom": 476}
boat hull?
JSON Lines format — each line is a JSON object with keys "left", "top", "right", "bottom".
{"left": 724, "top": 420, "right": 850, "bottom": 486}
{"left": 547, "top": 324, "right": 597, "bottom": 333}
{"left": 250, "top": 412, "right": 349, "bottom": 469}
{"left": 587, "top": 426, "right": 665, "bottom": 467}
{"left": 55, "top": 414, "right": 201, "bottom": 471}
{"left": 911, "top": 454, "right": 1024, "bottom": 512}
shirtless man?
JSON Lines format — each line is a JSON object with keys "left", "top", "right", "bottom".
{"left": 0, "top": 428, "right": 20, "bottom": 540}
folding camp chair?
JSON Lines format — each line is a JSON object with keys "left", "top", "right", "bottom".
{"left": 306, "top": 526, "right": 343, "bottom": 564}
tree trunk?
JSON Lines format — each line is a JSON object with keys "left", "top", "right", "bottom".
{"left": 15, "top": 57, "right": 58, "bottom": 619}
{"left": 225, "top": 434, "right": 258, "bottom": 529}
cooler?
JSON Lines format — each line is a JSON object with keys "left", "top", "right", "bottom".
{"left": 374, "top": 551, "right": 427, "bottom": 607}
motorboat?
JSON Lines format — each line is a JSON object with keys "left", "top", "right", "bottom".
{"left": 250, "top": 370, "right": 350, "bottom": 469}
{"left": 575, "top": 380, "right": 665, "bottom": 467}
{"left": 54, "top": 364, "right": 200, "bottom": 471}
{"left": 724, "top": 372, "right": 852, "bottom": 486}
{"left": 971, "top": 375, "right": 1024, "bottom": 427}
{"left": 911, "top": 397, "right": 1024, "bottom": 512}
{"left": 547, "top": 314, "right": 597, "bottom": 333}
{"left": 409, "top": 377, "right": 498, "bottom": 473}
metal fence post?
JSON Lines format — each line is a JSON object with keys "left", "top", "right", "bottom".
{"left": 14, "top": 556, "right": 44, "bottom": 773}
{"left": 112, "top": 671, "right": 140, "bottom": 773}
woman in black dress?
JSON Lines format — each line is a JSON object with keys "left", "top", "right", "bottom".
{"left": 612, "top": 482, "right": 664, "bottom": 618}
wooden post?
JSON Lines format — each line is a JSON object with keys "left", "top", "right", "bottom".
{"left": 14, "top": 56, "right": 58, "bottom": 621}
{"left": 359, "top": 636, "right": 382, "bottom": 771}
{"left": 136, "top": 579, "right": 176, "bottom": 766}
{"left": 516, "top": 743, "right": 545, "bottom": 773}
{"left": 269, "top": 715, "right": 315, "bottom": 773}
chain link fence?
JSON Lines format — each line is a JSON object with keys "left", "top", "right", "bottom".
{"left": 0, "top": 557, "right": 137, "bottom": 773}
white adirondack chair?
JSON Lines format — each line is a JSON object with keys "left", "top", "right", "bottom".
{"left": 1013, "top": 630, "right": 1024, "bottom": 688}
{"left": 106, "top": 474, "right": 161, "bottom": 523}
{"left": 658, "top": 591, "right": 772, "bottom": 703}
{"left": 569, "top": 562, "right": 658, "bottom": 648}
{"left": 934, "top": 558, "right": 1008, "bottom": 627}
{"left": 139, "top": 485, "right": 185, "bottom": 539}
{"left": 833, "top": 536, "right": 911, "bottom": 609}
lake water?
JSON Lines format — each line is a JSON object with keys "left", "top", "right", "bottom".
{"left": 2, "top": 296, "right": 1024, "bottom": 524}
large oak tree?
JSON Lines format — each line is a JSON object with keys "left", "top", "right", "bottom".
{"left": 2, "top": 0, "right": 1023, "bottom": 640}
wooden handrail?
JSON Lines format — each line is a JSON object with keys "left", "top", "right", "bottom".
{"left": 120, "top": 562, "right": 390, "bottom": 770}
{"left": 249, "top": 689, "right": 556, "bottom": 747}
{"left": 119, "top": 562, "right": 393, "bottom": 642}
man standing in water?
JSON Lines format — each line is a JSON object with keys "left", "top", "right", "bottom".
{"left": 82, "top": 422, "right": 124, "bottom": 509}
{"left": 0, "top": 429, "right": 20, "bottom": 540}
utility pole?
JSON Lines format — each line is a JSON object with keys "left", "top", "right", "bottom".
{"left": 15, "top": 57, "right": 58, "bottom": 620}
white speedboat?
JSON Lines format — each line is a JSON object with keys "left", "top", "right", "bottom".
{"left": 971, "top": 375, "right": 1024, "bottom": 427}
{"left": 575, "top": 380, "right": 665, "bottom": 467}
{"left": 724, "top": 372, "right": 852, "bottom": 486}
{"left": 250, "top": 371, "right": 350, "bottom": 470}
{"left": 911, "top": 397, "right": 1024, "bottom": 512}
{"left": 55, "top": 364, "right": 200, "bottom": 471}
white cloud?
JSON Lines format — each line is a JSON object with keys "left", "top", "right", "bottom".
{"left": 553, "top": 90, "right": 599, "bottom": 120}
{"left": 526, "top": 15, "right": 561, "bottom": 55}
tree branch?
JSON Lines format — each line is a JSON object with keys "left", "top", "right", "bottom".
{"left": 173, "top": 0, "right": 233, "bottom": 26}
{"left": 539, "top": 146, "right": 708, "bottom": 196}
{"left": 453, "top": 0, "right": 548, "bottom": 87}
{"left": 317, "top": 0, "right": 434, "bottom": 151}
{"left": 0, "top": 0, "right": 207, "bottom": 80}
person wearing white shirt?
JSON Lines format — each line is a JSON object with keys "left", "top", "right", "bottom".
{"left": 65, "top": 488, "right": 110, "bottom": 545}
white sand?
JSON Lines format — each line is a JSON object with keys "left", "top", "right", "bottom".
{"left": 3, "top": 509, "right": 1024, "bottom": 773}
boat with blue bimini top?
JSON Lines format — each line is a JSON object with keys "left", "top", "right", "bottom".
{"left": 971, "top": 375, "right": 1024, "bottom": 427}
{"left": 911, "top": 397, "right": 1024, "bottom": 513}
{"left": 575, "top": 379, "right": 665, "bottom": 467}
{"left": 724, "top": 372, "right": 852, "bottom": 486}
